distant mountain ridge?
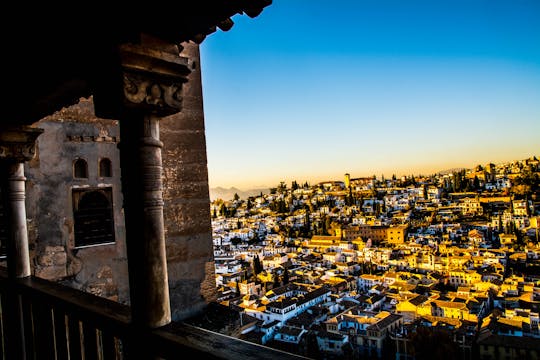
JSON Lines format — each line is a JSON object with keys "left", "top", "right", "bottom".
{"left": 209, "top": 187, "right": 268, "bottom": 201}
{"left": 437, "top": 167, "right": 467, "bottom": 175}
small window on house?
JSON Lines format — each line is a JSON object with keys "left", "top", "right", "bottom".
{"left": 99, "top": 158, "right": 112, "bottom": 177}
{"left": 73, "top": 159, "right": 88, "bottom": 178}
{"left": 73, "top": 188, "right": 115, "bottom": 248}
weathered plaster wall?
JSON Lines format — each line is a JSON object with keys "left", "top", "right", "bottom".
{"left": 161, "top": 42, "right": 217, "bottom": 320}
{"left": 25, "top": 99, "right": 129, "bottom": 303}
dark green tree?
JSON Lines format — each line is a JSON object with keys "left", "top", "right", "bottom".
{"left": 410, "top": 327, "right": 457, "bottom": 360}
{"left": 253, "top": 255, "right": 263, "bottom": 275}
{"left": 278, "top": 199, "right": 288, "bottom": 214}
{"left": 230, "top": 237, "right": 242, "bottom": 246}
{"left": 233, "top": 193, "right": 240, "bottom": 201}
{"left": 346, "top": 187, "right": 354, "bottom": 206}
{"left": 273, "top": 272, "right": 281, "bottom": 288}
{"left": 220, "top": 204, "right": 228, "bottom": 217}
{"left": 473, "top": 175, "right": 480, "bottom": 190}
{"left": 283, "top": 267, "right": 290, "bottom": 285}
{"left": 323, "top": 216, "right": 331, "bottom": 235}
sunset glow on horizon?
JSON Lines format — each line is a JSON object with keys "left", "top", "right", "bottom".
{"left": 201, "top": 0, "right": 540, "bottom": 190}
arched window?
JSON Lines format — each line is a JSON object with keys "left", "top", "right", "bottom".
{"left": 73, "top": 188, "right": 115, "bottom": 247}
{"left": 99, "top": 158, "right": 112, "bottom": 177}
{"left": 73, "top": 158, "right": 88, "bottom": 178}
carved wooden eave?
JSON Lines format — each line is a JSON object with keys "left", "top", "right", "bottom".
{"left": 3, "top": 0, "right": 272, "bottom": 126}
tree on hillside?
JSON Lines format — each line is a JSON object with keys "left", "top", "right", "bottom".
{"left": 346, "top": 187, "right": 355, "bottom": 206}
{"left": 283, "top": 267, "right": 290, "bottom": 285}
{"left": 410, "top": 327, "right": 457, "bottom": 360}
{"left": 473, "top": 175, "right": 480, "bottom": 190}
{"left": 273, "top": 272, "right": 281, "bottom": 288}
{"left": 234, "top": 193, "right": 240, "bottom": 201}
{"left": 220, "top": 203, "right": 228, "bottom": 217}
{"left": 253, "top": 255, "right": 263, "bottom": 275}
{"left": 278, "top": 199, "right": 288, "bottom": 214}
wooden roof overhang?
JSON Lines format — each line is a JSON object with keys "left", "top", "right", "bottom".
{"left": 2, "top": 1, "right": 271, "bottom": 126}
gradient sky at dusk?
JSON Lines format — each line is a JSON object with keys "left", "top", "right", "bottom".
{"left": 200, "top": 0, "right": 540, "bottom": 189}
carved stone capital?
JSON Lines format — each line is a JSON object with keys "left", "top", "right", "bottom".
{"left": 120, "top": 43, "right": 191, "bottom": 117}
{"left": 123, "top": 72, "right": 185, "bottom": 116}
{"left": 0, "top": 126, "right": 44, "bottom": 162}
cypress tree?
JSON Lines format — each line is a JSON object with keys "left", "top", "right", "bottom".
{"left": 283, "top": 268, "right": 290, "bottom": 285}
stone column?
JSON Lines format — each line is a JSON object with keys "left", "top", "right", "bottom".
{"left": 0, "top": 126, "right": 43, "bottom": 277}
{"left": 115, "top": 37, "right": 190, "bottom": 328}
{"left": 0, "top": 125, "right": 43, "bottom": 360}
{"left": 161, "top": 43, "right": 217, "bottom": 321}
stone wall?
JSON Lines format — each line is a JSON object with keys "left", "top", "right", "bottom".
{"left": 161, "top": 42, "right": 217, "bottom": 320}
{"left": 25, "top": 99, "right": 129, "bottom": 303}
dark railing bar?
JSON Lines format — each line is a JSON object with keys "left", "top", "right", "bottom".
{"left": 33, "top": 301, "right": 55, "bottom": 358}
{"left": 21, "top": 294, "right": 35, "bottom": 359}
{"left": 52, "top": 309, "right": 69, "bottom": 360}
{"left": 82, "top": 322, "right": 99, "bottom": 360}
{"left": 0, "top": 293, "right": 5, "bottom": 359}
{"left": 67, "top": 316, "right": 82, "bottom": 360}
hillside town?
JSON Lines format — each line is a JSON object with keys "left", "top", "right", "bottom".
{"left": 205, "top": 157, "right": 540, "bottom": 359}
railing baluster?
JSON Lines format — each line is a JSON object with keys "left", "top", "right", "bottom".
{"left": 33, "top": 301, "right": 55, "bottom": 359}
{"left": 53, "top": 308, "right": 69, "bottom": 360}
{"left": 21, "top": 295, "right": 35, "bottom": 359}
{"left": 82, "top": 322, "right": 99, "bottom": 360}
{"left": 100, "top": 329, "right": 119, "bottom": 360}
{"left": 68, "top": 316, "right": 83, "bottom": 360}
{"left": 0, "top": 291, "right": 5, "bottom": 359}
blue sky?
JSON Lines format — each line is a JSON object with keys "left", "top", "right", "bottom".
{"left": 200, "top": 0, "right": 540, "bottom": 189}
